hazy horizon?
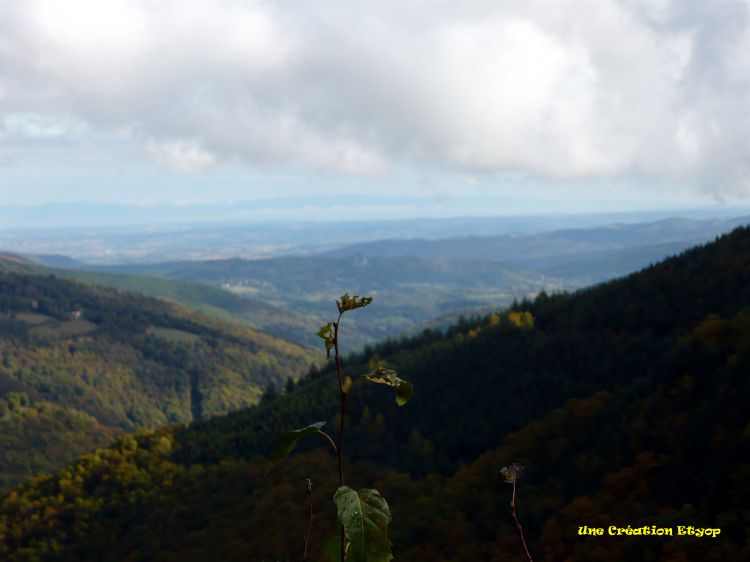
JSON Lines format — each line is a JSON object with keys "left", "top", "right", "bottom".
{"left": 3, "top": 199, "right": 750, "bottom": 231}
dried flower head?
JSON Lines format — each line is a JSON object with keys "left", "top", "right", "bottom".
{"left": 501, "top": 463, "right": 525, "bottom": 484}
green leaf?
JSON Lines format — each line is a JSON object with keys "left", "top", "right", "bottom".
{"left": 333, "top": 486, "right": 393, "bottom": 562}
{"left": 336, "top": 293, "right": 373, "bottom": 314}
{"left": 268, "top": 422, "right": 333, "bottom": 468}
{"left": 363, "top": 367, "right": 414, "bottom": 406}
{"left": 317, "top": 322, "right": 335, "bottom": 358}
{"left": 325, "top": 536, "right": 342, "bottom": 562}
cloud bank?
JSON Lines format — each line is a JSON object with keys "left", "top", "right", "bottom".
{"left": 1, "top": 0, "right": 750, "bottom": 194}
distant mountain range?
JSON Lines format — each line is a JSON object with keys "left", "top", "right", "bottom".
{"left": 3, "top": 209, "right": 748, "bottom": 263}
{"left": 19, "top": 215, "right": 747, "bottom": 348}
{"left": 322, "top": 216, "right": 749, "bottom": 266}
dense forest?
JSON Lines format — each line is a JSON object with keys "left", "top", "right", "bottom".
{"left": 0, "top": 227, "right": 748, "bottom": 561}
{"left": 0, "top": 252, "right": 321, "bottom": 349}
{"left": 0, "top": 271, "right": 315, "bottom": 490}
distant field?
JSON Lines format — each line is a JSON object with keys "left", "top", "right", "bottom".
{"left": 29, "top": 319, "right": 97, "bottom": 338}
{"left": 223, "top": 285, "right": 261, "bottom": 296}
{"left": 147, "top": 326, "right": 202, "bottom": 343}
{"left": 15, "top": 312, "right": 99, "bottom": 339}
{"left": 15, "top": 313, "right": 55, "bottom": 325}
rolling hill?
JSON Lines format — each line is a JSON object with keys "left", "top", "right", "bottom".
{"left": 0, "top": 253, "right": 36, "bottom": 273}
{"left": 44, "top": 268, "right": 322, "bottom": 349}
{"left": 0, "top": 254, "right": 321, "bottom": 349}
{"left": 0, "top": 268, "right": 316, "bottom": 490}
{"left": 73, "top": 254, "right": 566, "bottom": 349}
{"left": 1, "top": 227, "right": 748, "bottom": 561}
{"left": 323, "top": 217, "right": 750, "bottom": 262}
{"left": 34, "top": 216, "right": 748, "bottom": 352}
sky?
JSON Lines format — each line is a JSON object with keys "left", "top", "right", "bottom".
{"left": 2, "top": 0, "right": 750, "bottom": 226}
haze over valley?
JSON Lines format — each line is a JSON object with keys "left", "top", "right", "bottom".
{"left": 3, "top": 212, "right": 746, "bottom": 349}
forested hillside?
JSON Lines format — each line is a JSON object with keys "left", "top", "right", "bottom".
{"left": 1, "top": 227, "right": 748, "bottom": 561}
{"left": 0, "top": 271, "right": 315, "bottom": 490}
{"left": 1, "top": 254, "right": 321, "bottom": 349}
{"left": 44, "top": 268, "right": 322, "bottom": 348}
{"left": 0, "top": 254, "right": 35, "bottom": 274}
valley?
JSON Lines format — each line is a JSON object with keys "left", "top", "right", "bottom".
{"left": 27, "top": 215, "right": 745, "bottom": 350}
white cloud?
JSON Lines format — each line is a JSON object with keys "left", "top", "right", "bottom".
{"left": 144, "top": 138, "right": 216, "bottom": 173}
{"left": 0, "top": 0, "right": 749, "bottom": 196}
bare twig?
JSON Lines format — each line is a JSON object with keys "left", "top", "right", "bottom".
{"left": 302, "top": 479, "right": 314, "bottom": 562}
{"left": 510, "top": 480, "right": 533, "bottom": 562}
{"left": 502, "top": 463, "right": 533, "bottom": 562}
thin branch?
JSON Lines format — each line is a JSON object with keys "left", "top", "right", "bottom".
{"left": 510, "top": 481, "right": 533, "bottom": 562}
{"left": 333, "top": 312, "right": 346, "bottom": 562}
{"left": 302, "top": 479, "right": 314, "bottom": 562}
{"left": 333, "top": 316, "right": 345, "bottom": 487}
{"left": 318, "top": 430, "right": 338, "bottom": 455}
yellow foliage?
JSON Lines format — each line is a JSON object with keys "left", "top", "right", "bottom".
{"left": 507, "top": 311, "right": 534, "bottom": 329}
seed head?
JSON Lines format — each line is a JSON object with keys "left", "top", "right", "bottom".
{"left": 501, "top": 463, "right": 525, "bottom": 484}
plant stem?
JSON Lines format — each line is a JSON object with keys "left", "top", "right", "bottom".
{"left": 303, "top": 479, "right": 314, "bottom": 562}
{"left": 510, "top": 481, "right": 533, "bottom": 562}
{"left": 319, "top": 431, "right": 338, "bottom": 455}
{"left": 333, "top": 313, "right": 346, "bottom": 562}
{"left": 333, "top": 316, "right": 345, "bottom": 487}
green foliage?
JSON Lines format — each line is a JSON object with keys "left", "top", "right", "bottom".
{"left": 362, "top": 368, "right": 413, "bottom": 407}
{"left": 275, "top": 293, "right": 406, "bottom": 561}
{"left": 332, "top": 487, "right": 393, "bottom": 562}
{"left": 325, "top": 536, "right": 343, "bottom": 562}
{"left": 336, "top": 294, "right": 373, "bottom": 314}
{"left": 317, "top": 323, "right": 335, "bottom": 358}
{"left": 269, "top": 422, "right": 335, "bottom": 466}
